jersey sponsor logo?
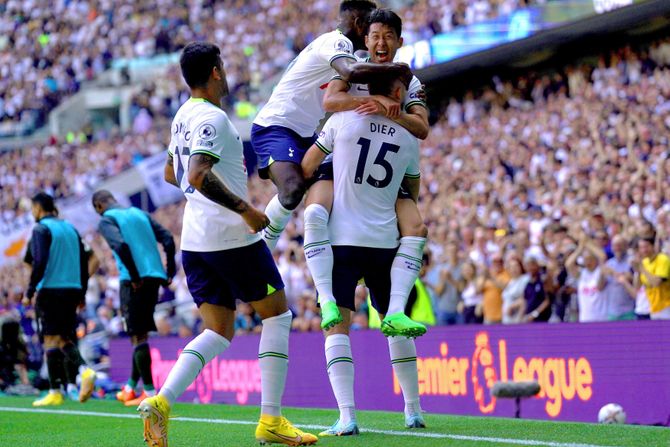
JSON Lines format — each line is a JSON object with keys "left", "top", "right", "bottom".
{"left": 197, "top": 123, "right": 217, "bottom": 140}
{"left": 196, "top": 139, "right": 214, "bottom": 148}
{"left": 334, "top": 39, "right": 351, "bottom": 53}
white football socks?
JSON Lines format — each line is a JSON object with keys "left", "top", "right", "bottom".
{"left": 303, "top": 204, "right": 335, "bottom": 306}
{"left": 387, "top": 236, "right": 427, "bottom": 315}
{"left": 159, "top": 329, "right": 230, "bottom": 406}
{"left": 262, "top": 194, "right": 293, "bottom": 251}
{"left": 259, "top": 310, "right": 292, "bottom": 417}
{"left": 388, "top": 336, "right": 421, "bottom": 417}
{"left": 325, "top": 334, "right": 356, "bottom": 425}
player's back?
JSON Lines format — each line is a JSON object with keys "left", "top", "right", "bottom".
{"left": 254, "top": 30, "right": 355, "bottom": 138}
{"left": 169, "top": 98, "right": 260, "bottom": 252}
{"left": 325, "top": 111, "right": 420, "bottom": 249}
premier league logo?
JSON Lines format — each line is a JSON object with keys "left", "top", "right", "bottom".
{"left": 198, "top": 123, "right": 217, "bottom": 140}
{"left": 334, "top": 39, "right": 351, "bottom": 53}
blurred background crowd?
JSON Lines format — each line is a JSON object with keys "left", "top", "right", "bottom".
{"left": 0, "top": 0, "right": 537, "bottom": 136}
{"left": 1, "top": 0, "right": 670, "bottom": 393}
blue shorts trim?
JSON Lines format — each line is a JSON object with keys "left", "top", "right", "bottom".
{"left": 182, "top": 241, "right": 284, "bottom": 310}
{"left": 332, "top": 245, "right": 397, "bottom": 314}
{"left": 250, "top": 124, "right": 317, "bottom": 179}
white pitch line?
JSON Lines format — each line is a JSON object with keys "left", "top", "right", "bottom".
{"left": 0, "top": 406, "right": 613, "bottom": 447}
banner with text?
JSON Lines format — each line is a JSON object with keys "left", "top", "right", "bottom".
{"left": 109, "top": 321, "right": 670, "bottom": 425}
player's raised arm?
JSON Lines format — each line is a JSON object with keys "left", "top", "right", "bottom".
{"left": 187, "top": 153, "right": 269, "bottom": 233}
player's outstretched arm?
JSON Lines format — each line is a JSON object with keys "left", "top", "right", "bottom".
{"left": 188, "top": 154, "right": 269, "bottom": 233}
{"left": 331, "top": 57, "right": 411, "bottom": 85}
{"left": 164, "top": 154, "right": 179, "bottom": 187}
{"left": 301, "top": 144, "right": 328, "bottom": 180}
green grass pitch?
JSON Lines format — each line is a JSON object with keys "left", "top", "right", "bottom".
{"left": 0, "top": 396, "right": 668, "bottom": 446}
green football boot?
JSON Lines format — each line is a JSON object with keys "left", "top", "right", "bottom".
{"left": 381, "top": 313, "right": 427, "bottom": 338}
{"left": 320, "top": 301, "right": 343, "bottom": 330}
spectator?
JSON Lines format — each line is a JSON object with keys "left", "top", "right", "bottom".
{"left": 502, "top": 257, "right": 529, "bottom": 324}
{"left": 424, "top": 241, "right": 463, "bottom": 325}
{"left": 481, "top": 253, "right": 510, "bottom": 324}
{"left": 523, "top": 257, "right": 551, "bottom": 323}
{"left": 602, "top": 235, "right": 636, "bottom": 320}
{"left": 460, "top": 261, "right": 484, "bottom": 324}
{"left": 566, "top": 234, "right": 609, "bottom": 322}
{"left": 636, "top": 237, "right": 670, "bottom": 319}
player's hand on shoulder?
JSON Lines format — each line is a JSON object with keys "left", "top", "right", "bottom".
{"left": 374, "top": 95, "right": 401, "bottom": 119}
{"left": 355, "top": 98, "right": 385, "bottom": 117}
{"left": 241, "top": 207, "right": 270, "bottom": 233}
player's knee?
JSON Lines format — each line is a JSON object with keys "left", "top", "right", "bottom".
{"left": 304, "top": 203, "right": 329, "bottom": 227}
{"left": 278, "top": 180, "right": 305, "bottom": 210}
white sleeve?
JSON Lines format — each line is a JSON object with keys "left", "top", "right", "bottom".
{"left": 320, "top": 33, "right": 356, "bottom": 66}
{"left": 167, "top": 134, "right": 177, "bottom": 157}
{"left": 405, "top": 138, "right": 421, "bottom": 179}
{"left": 315, "top": 114, "right": 341, "bottom": 155}
{"left": 402, "top": 76, "right": 427, "bottom": 113}
{"left": 190, "top": 111, "right": 228, "bottom": 160}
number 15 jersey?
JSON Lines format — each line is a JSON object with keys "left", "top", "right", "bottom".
{"left": 168, "top": 97, "right": 260, "bottom": 252}
{"left": 315, "top": 110, "right": 420, "bottom": 249}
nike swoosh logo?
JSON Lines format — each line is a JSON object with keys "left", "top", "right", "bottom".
{"left": 356, "top": 86, "right": 368, "bottom": 91}
{"left": 268, "top": 429, "right": 302, "bottom": 444}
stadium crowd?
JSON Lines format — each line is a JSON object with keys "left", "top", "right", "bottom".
{"left": 2, "top": 28, "right": 670, "bottom": 389}
{"left": 0, "top": 0, "right": 535, "bottom": 137}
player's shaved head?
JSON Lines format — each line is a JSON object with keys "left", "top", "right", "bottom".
{"left": 91, "top": 190, "right": 117, "bottom": 214}
{"left": 180, "top": 42, "right": 222, "bottom": 89}
{"left": 340, "top": 0, "right": 377, "bottom": 14}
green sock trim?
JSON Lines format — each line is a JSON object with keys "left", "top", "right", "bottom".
{"left": 391, "top": 356, "right": 417, "bottom": 365}
{"left": 144, "top": 384, "right": 155, "bottom": 391}
{"left": 395, "top": 253, "right": 423, "bottom": 264}
{"left": 126, "top": 379, "right": 137, "bottom": 388}
{"left": 304, "top": 240, "right": 330, "bottom": 250}
{"left": 181, "top": 349, "right": 206, "bottom": 368}
{"left": 327, "top": 357, "right": 353, "bottom": 369}
{"left": 258, "top": 351, "right": 289, "bottom": 360}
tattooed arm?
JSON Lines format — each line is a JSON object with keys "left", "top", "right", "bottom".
{"left": 165, "top": 153, "right": 179, "bottom": 187}
{"left": 187, "top": 153, "right": 269, "bottom": 232}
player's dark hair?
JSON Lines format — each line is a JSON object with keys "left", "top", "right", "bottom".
{"left": 340, "top": 0, "right": 377, "bottom": 14}
{"left": 368, "top": 8, "right": 402, "bottom": 37}
{"left": 368, "top": 72, "right": 410, "bottom": 97}
{"left": 180, "top": 42, "right": 221, "bottom": 89}
{"left": 91, "top": 189, "right": 115, "bottom": 207}
{"left": 31, "top": 192, "right": 56, "bottom": 213}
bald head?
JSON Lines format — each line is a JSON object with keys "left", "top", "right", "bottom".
{"left": 91, "top": 190, "right": 117, "bottom": 215}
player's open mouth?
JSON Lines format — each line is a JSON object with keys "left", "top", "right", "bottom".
{"left": 376, "top": 50, "right": 389, "bottom": 60}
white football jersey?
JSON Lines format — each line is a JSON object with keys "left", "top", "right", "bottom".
{"left": 317, "top": 111, "right": 420, "bottom": 249}
{"left": 254, "top": 30, "right": 356, "bottom": 137}
{"left": 169, "top": 98, "right": 260, "bottom": 252}
{"left": 577, "top": 266, "right": 608, "bottom": 322}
